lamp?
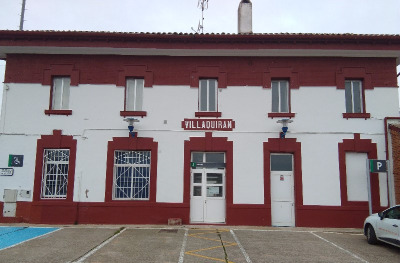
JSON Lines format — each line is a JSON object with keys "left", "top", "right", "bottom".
{"left": 123, "top": 117, "right": 140, "bottom": 138}
{"left": 277, "top": 119, "right": 293, "bottom": 138}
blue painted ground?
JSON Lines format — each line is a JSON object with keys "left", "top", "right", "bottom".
{"left": 0, "top": 226, "right": 59, "bottom": 250}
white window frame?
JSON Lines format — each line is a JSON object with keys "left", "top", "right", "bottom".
{"left": 345, "top": 80, "right": 363, "bottom": 113}
{"left": 113, "top": 150, "right": 151, "bottom": 200}
{"left": 41, "top": 149, "right": 70, "bottom": 199}
{"left": 199, "top": 79, "right": 218, "bottom": 112}
{"left": 271, "top": 80, "right": 289, "bottom": 113}
{"left": 52, "top": 77, "right": 70, "bottom": 110}
{"left": 126, "top": 78, "right": 144, "bottom": 111}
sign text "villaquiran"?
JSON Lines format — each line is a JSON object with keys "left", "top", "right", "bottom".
{"left": 182, "top": 119, "right": 235, "bottom": 131}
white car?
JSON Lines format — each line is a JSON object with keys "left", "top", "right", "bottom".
{"left": 363, "top": 205, "right": 400, "bottom": 248}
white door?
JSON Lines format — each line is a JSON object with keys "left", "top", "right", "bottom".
{"left": 190, "top": 169, "right": 226, "bottom": 223}
{"left": 271, "top": 154, "right": 295, "bottom": 227}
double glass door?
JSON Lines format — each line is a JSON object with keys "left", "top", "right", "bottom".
{"left": 190, "top": 152, "right": 226, "bottom": 223}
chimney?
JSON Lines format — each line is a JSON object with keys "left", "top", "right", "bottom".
{"left": 238, "top": 0, "right": 252, "bottom": 34}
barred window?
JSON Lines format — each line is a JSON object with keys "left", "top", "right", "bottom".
{"left": 113, "top": 150, "right": 151, "bottom": 200}
{"left": 41, "top": 149, "right": 70, "bottom": 199}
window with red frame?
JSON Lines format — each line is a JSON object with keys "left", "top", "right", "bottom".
{"left": 199, "top": 79, "right": 218, "bottom": 112}
{"left": 51, "top": 77, "right": 71, "bottom": 110}
{"left": 345, "top": 80, "right": 364, "bottom": 114}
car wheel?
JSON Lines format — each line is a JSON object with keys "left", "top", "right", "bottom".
{"left": 366, "top": 225, "right": 378, "bottom": 245}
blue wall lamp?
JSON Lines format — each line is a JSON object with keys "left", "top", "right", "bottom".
{"left": 277, "top": 119, "right": 293, "bottom": 138}
{"left": 123, "top": 117, "right": 140, "bottom": 138}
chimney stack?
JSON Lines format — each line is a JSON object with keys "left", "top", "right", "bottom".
{"left": 238, "top": 0, "right": 252, "bottom": 34}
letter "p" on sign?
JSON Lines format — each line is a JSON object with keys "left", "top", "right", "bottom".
{"left": 369, "top": 160, "right": 387, "bottom": 173}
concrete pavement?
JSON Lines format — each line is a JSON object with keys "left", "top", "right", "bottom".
{"left": 0, "top": 224, "right": 399, "bottom": 263}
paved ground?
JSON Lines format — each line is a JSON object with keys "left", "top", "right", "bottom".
{"left": 0, "top": 225, "right": 399, "bottom": 263}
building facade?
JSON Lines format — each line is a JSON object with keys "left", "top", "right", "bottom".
{"left": 0, "top": 31, "right": 399, "bottom": 227}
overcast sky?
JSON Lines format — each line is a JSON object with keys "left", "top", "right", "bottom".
{"left": 0, "top": 0, "right": 400, "bottom": 107}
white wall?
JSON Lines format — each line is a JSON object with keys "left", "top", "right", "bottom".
{"left": 0, "top": 81, "right": 398, "bottom": 207}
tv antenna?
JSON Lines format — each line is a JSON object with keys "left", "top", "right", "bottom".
{"left": 191, "top": 0, "right": 209, "bottom": 33}
{"left": 19, "top": 0, "right": 27, "bottom": 30}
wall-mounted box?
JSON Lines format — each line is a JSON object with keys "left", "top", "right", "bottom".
{"left": 3, "top": 189, "right": 18, "bottom": 203}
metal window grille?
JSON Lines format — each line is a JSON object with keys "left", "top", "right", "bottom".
{"left": 113, "top": 150, "right": 151, "bottom": 200}
{"left": 41, "top": 149, "right": 70, "bottom": 199}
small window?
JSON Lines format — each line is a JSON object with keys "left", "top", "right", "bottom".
{"left": 199, "top": 79, "right": 217, "bottom": 112}
{"left": 113, "top": 150, "right": 151, "bottom": 200}
{"left": 126, "top": 78, "right": 144, "bottom": 111}
{"left": 272, "top": 80, "right": 289, "bottom": 113}
{"left": 345, "top": 80, "right": 363, "bottom": 113}
{"left": 271, "top": 154, "right": 293, "bottom": 171}
{"left": 52, "top": 77, "right": 70, "bottom": 110}
{"left": 41, "top": 149, "right": 70, "bottom": 199}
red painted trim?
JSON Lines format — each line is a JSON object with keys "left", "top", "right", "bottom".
{"left": 117, "top": 65, "right": 153, "bottom": 87}
{"left": 195, "top": 112, "right": 222, "bottom": 118}
{"left": 44, "top": 109, "right": 72, "bottom": 116}
{"left": 296, "top": 205, "right": 388, "bottom": 228}
{"left": 33, "top": 130, "right": 77, "bottom": 203}
{"left": 336, "top": 68, "right": 372, "bottom": 90}
{"left": 43, "top": 65, "right": 79, "bottom": 86}
{"left": 338, "top": 133, "right": 383, "bottom": 212}
{"left": 183, "top": 132, "right": 233, "bottom": 223}
{"left": 4, "top": 55, "right": 398, "bottom": 89}
{"left": 263, "top": 68, "right": 299, "bottom": 89}
{"left": 268, "top": 113, "right": 296, "bottom": 118}
{"left": 105, "top": 136, "right": 158, "bottom": 203}
{"left": 263, "top": 138, "right": 303, "bottom": 226}
{"left": 342, "top": 113, "right": 371, "bottom": 119}
{"left": 120, "top": 111, "right": 147, "bottom": 117}
{"left": 190, "top": 67, "right": 227, "bottom": 88}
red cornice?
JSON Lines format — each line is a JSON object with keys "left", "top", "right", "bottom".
{"left": 1, "top": 30, "right": 400, "bottom": 51}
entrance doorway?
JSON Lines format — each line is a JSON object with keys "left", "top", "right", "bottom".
{"left": 270, "top": 154, "right": 295, "bottom": 226}
{"left": 190, "top": 152, "right": 226, "bottom": 223}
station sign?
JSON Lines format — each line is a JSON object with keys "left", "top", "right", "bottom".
{"left": 182, "top": 119, "right": 235, "bottom": 131}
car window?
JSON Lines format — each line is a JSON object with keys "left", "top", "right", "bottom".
{"left": 385, "top": 207, "right": 400, "bottom": 220}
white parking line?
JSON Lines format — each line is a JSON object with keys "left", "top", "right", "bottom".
{"left": 178, "top": 228, "right": 188, "bottom": 263}
{"left": 310, "top": 232, "right": 369, "bottom": 263}
{"left": 230, "top": 229, "right": 252, "bottom": 263}
{"left": 72, "top": 228, "right": 126, "bottom": 263}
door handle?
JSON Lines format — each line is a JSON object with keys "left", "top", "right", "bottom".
{"left": 393, "top": 224, "right": 398, "bottom": 228}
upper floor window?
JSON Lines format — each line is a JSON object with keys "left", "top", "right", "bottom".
{"left": 51, "top": 77, "right": 70, "bottom": 110}
{"left": 345, "top": 80, "right": 363, "bottom": 113}
{"left": 199, "top": 79, "right": 217, "bottom": 112}
{"left": 126, "top": 78, "right": 144, "bottom": 111}
{"left": 271, "top": 80, "right": 289, "bottom": 113}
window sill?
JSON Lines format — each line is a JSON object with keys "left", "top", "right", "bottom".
{"left": 44, "top": 110, "right": 72, "bottom": 116}
{"left": 120, "top": 111, "right": 147, "bottom": 117}
{"left": 268, "top": 112, "right": 295, "bottom": 118}
{"left": 195, "top": 112, "right": 222, "bottom": 118}
{"left": 342, "top": 113, "right": 371, "bottom": 119}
